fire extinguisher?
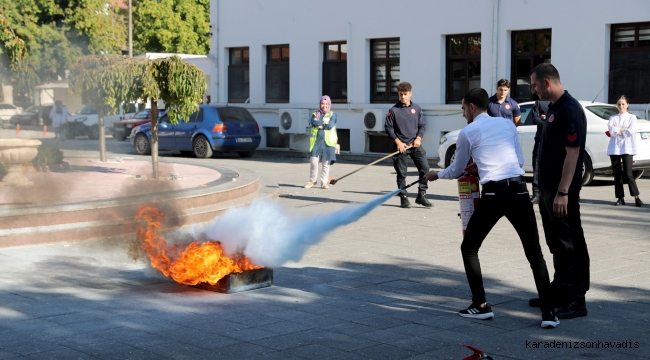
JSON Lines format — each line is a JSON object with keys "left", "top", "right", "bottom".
{"left": 457, "top": 172, "right": 481, "bottom": 236}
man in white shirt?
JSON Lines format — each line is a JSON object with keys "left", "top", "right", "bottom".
{"left": 424, "top": 88, "right": 558, "bottom": 329}
{"left": 49, "top": 100, "right": 69, "bottom": 144}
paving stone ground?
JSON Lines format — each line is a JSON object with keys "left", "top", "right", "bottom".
{"left": 0, "top": 141, "right": 649, "bottom": 359}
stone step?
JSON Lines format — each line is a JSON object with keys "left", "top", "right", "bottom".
{"left": 0, "top": 177, "right": 279, "bottom": 248}
{"left": 0, "top": 165, "right": 260, "bottom": 230}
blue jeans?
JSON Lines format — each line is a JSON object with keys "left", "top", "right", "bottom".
{"left": 55, "top": 126, "right": 64, "bottom": 140}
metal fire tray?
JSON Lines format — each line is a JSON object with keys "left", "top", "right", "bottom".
{"left": 193, "top": 268, "right": 273, "bottom": 294}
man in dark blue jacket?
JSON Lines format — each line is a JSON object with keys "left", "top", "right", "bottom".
{"left": 385, "top": 82, "right": 432, "bottom": 208}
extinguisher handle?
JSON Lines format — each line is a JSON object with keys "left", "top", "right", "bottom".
{"left": 400, "top": 176, "right": 428, "bottom": 191}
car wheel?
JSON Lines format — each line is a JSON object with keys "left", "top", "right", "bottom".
{"left": 64, "top": 127, "right": 75, "bottom": 139}
{"left": 445, "top": 145, "right": 456, "bottom": 168}
{"left": 193, "top": 136, "right": 213, "bottom": 158}
{"left": 88, "top": 125, "right": 99, "bottom": 140}
{"left": 113, "top": 133, "right": 127, "bottom": 141}
{"left": 633, "top": 170, "right": 644, "bottom": 180}
{"left": 237, "top": 150, "right": 255, "bottom": 158}
{"left": 582, "top": 155, "right": 594, "bottom": 186}
{"left": 134, "top": 134, "right": 151, "bottom": 155}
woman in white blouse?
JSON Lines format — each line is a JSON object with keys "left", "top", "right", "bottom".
{"left": 607, "top": 95, "right": 642, "bottom": 207}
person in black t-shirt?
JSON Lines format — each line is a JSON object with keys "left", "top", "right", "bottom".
{"left": 529, "top": 63, "right": 589, "bottom": 320}
{"left": 385, "top": 82, "right": 432, "bottom": 209}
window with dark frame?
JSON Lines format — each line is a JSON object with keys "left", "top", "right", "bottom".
{"left": 446, "top": 33, "right": 481, "bottom": 104}
{"left": 609, "top": 22, "right": 650, "bottom": 104}
{"left": 228, "top": 47, "right": 250, "bottom": 103}
{"left": 511, "top": 29, "right": 552, "bottom": 102}
{"left": 323, "top": 42, "right": 347, "bottom": 102}
{"left": 266, "top": 44, "right": 290, "bottom": 103}
{"left": 370, "top": 38, "right": 400, "bottom": 103}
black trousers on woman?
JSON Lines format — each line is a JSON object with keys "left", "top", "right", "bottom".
{"left": 461, "top": 176, "right": 553, "bottom": 312}
{"left": 610, "top": 154, "right": 640, "bottom": 198}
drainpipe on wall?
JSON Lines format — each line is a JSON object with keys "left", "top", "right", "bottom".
{"left": 214, "top": 0, "right": 219, "bottom": 104}
{"left": 492, "top": 0, "right": 499, "bottom": 88}
{"left": 347, "top": 21, "right": 352, "bottom": 108}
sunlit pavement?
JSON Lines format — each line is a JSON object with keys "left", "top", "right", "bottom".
{"left": 0, "top": 135, "right": 648, "bottom": 359}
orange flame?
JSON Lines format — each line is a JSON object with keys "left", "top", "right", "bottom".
{"left": 135, "top": 205, "right": 262, "bottom": 285}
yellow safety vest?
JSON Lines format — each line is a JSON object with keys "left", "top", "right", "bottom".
{"left": 309, "top": 112, "right": 338, "bottom": 152}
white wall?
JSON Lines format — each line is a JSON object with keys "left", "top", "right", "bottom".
{"left": 210, "top": 0, "right": 650, "bottom": 158}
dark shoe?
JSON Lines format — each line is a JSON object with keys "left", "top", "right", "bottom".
{"left": 555, "top": 300, "right": 588, "bottom": 319}
{"left": 635, "top": 197, "right": 643, "bottom": 207}
{"left": 541, "top": 311, "right": 560, "bottom": 328}
{"left": 530, "top": 195, "right": 539, "bottom": 204}
{"left": 458, "top": 303, "right": 494, "bottom": 320}
{"left": 415, "top": 192, "right": 433, "bottom": 207}
{"left": 400, "top": 195, "right": 411, "bottom": 208}
{"left": 615, "top": 198, "right": 625, "bottom": 206}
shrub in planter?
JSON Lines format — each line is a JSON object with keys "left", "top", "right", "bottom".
{"left": 0, "top": 146, "right": 64, "bottom": 176}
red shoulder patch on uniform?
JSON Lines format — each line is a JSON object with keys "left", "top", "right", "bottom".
{"left": 386, "top": 111, "right": 391, "bottom": 117}
{"left": 567, "top": 133, "right": 577, "bottom": 142}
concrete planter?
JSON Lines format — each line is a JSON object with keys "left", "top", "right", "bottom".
{"left": 0, "top": 139, "right": 42, "bottom": 186}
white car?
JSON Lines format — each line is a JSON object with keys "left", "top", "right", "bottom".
{"left": 0, "top": 103, "right": 23, "bottom": 128}
{"left": 438, "top": 101, "right": 650, "bottom": 185}
{"left": 66, "top": 103, "right": 138, "bottom": 139}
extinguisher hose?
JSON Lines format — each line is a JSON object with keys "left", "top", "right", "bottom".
{"left": 400, "top": 176, "right": 428, "bottom": 191}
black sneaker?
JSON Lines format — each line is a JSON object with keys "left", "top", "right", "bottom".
{"left": 541, "top": 311, "right": 560, "bottom": 328}
{"left": 615, "top": 198, "right": 625, "bottom": 206}
{"left": 635, "top": 197, "right": 643, "bottom": 207}
{"left": 555, "top": 300, "right": 588, "bottom": 319}
{"left": 400, "top": 195, "right": 411, "bottom": 208}
{"left": 458, "top": 303, "right": 494, "bottom": 320}
{"left": 415, "top": 192, "right": 433, "bottom": 207}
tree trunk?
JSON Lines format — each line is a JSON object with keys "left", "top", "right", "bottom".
{"left": 98, "top": 108, "right": 106, "bottom": 162}
{"left": 150, "top": 99, "right": 159, "bottom": 179}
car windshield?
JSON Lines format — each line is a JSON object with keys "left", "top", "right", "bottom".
{"left": 586, "top": 105, "right": 618, "bottom": 120}
{"left": 217, "top": 107, "right": 256, "bottom": 122}
{"left": 25, "top": 105, "right": 39, "bottom": 114}
{"left": 76, "top": 104, "right": 96, "bottom": 115}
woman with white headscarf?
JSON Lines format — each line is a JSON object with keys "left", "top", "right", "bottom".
{"left": 304, "top": 95, "right": 337, "bottom": 189}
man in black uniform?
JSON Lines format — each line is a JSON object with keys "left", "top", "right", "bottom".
{"left": 385, "top": 82, "right": 432, "bottom": 208}
{"left": 527, "top": 94, "right": 550, "bottom": 204}
{"left": 529, "top": 63, "right": 590, "bottom": 319}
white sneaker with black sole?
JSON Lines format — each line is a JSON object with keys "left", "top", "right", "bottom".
{"left": 458, "top": 303, "right": 494, "bottom": 320}
{"left": 541, "top": 311, "right": 560, "bottom": 328}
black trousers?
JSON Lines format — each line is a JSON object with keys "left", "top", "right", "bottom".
{"left": 610, "top": 154, "right": 640, "bottom": 198}
{"left": 392, "top": 146, "right": 429, "bottom": 195}
{"left": 461, "top": 177, "right": 553, "bottom": 311}
{"left": 532, "top": 140, "right": 540, "bottom": 197}
{"left": 538, "top": 191, "right": 590, "bottom": 302}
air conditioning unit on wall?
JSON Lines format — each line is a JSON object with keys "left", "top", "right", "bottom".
{"left": 362, "top": 109, "right": 387, "bottom": 132}
{"left": 278, "top": 109, "right": 310, "bottom": 134}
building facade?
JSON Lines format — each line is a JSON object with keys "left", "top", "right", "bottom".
{"left": 209, "top": 0, "right": 650, "bottom": 159}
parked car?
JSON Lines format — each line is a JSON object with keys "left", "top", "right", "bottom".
{"left": 129, "top": 105, "right": 261, "bottom": 158}
{"left": 438, "top": 101, "right": 650, "bottom": 185}
{"left": 9, "top": 104, "right": 54, "bottom": 126}
{"left": 66, "top": 103, "right": 139, "bottom": 139}
{"left": 0, "top": 103, "right": 23, "bottom": 128}
{"left": 110, "top": 109, "right": 164, "bottom": 141}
